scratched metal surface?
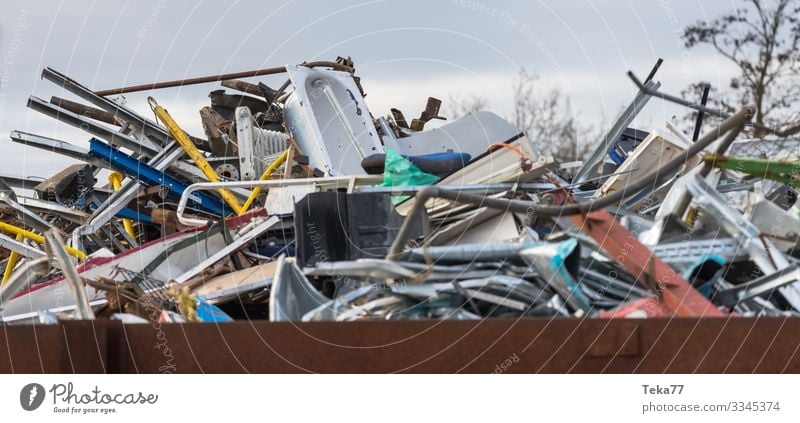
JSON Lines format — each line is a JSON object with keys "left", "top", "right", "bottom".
{"left": 2, "top": 318, "right": 799, "bottom": 373}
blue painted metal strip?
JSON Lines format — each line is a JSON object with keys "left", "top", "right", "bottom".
{"left": 88, "top": 203, "right": 154, "bottom": 224}
{"left": 116, "top": 207, "right": 153, "bottom": 223}
{"left": 87, "top": 138, "right": 226, "bottom": 216}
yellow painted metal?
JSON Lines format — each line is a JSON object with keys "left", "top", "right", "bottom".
{"left": 1, "top": 233, "right": 25, "bottom": 286}
{"left": 148, "top": 97, "right": 244, "bottom": 215}
{"left": 240, "top": 150, "right": 290, "bottom": 214}
{"left": 108, "top": 171, "right": 136, "bottom": 239}
{"left": 0, "top": 221, "right": 86, "bottom": 260}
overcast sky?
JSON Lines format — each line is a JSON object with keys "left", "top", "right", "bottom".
{"left": 0, "top": 0, "right": 739, "bottom": 179}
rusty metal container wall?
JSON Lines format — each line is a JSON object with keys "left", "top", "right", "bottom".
{"left": 2, "top": 318, "right": 799, "bottom": 373}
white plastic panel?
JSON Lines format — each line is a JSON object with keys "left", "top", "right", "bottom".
{"left": 284, "top": 65, "right": 383, "bottom": 176}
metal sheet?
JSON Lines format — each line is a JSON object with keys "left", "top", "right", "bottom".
{"left": 194, "top": 262, "right": 277, "bottom": 304}
{"left": 269, "top": 256, "right": 329, "bottom": 321}
{"left": 172, "top": 216, "right": 280, "bottom": 285}
{"left": 4, "top": 318, "right": 800, "bottom": 372}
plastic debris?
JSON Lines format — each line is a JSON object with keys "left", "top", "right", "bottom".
{"left": 381, "top": 148, "right": 440, "bottom": 204}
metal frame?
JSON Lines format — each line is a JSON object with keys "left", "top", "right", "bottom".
{"left": 172, "top": 216, "right": 280, "bottom": 285}
{"left": 0, "top": 232, "right": 46, "bottom": 261}
{"left": 627, "top": 71, "right": 784, "bottom": 136}
{"left": 10, "top": 130, "right": 109, "bottom": 169}
{"left": 79, "top": 141, "right": 184, "bottom": 237}
{"left": 574, "top": 80, "right": 660, "bottom": 184}
{"left": 44, "top": 230, "right": 94, "bottom": 320}
{"left": 88, "top": 138, "right": 226, "bottom": 216}
{"left": 715, "top": 265, "right": 800, "bottom": 306}
{"left": 176, "top": 175, "right": 384, "bottom": 226}
{"left": 685, "top": 175, "right": 800, "bottom": 311}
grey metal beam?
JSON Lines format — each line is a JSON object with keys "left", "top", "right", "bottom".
{"left": 172, "top": 216, "right": 280, "bottom": 285}
{"left": 101, "top": 226, "right": 126, "bottom": 252}
{"left": 573, "top": 80, "right": 659, "bottom": 184}
{"left": 42, "top": 68, "right": 211, "bottom": 151}
{"left": 0, "top": 257, "right": 50, "bottom": 311}
{"left": 685, "top": 176, "right": 800, "bottom": 311}
{"left": 0, "top": 172, "right": 43, "bottom": 191}
{"left": 0, "top": 191, "right": 58, "bottom": 234}
{"left": 27, "top": 96, "right": 159, "bottom": 157}
{"left": 16, "top": 196, "right": 89, "bottom": 224}
{"left": 716, "top": 265, "right": 800, "bottom": 306}
{"left": 44, "top": 230, "right": 94, "bottom": 320}
{"left": 0, "top": 232, "right": 46, "bottom": 260}
{"left": 42, "top": 67, "right": 171, "bottom": 147}
{"left": 79, "top": 141, "right": 184, "bottom": 236}
{"left": 108, "top": 217, "right": 138, "bottom": 249}
{"left": 9, "top": 130, "right": 107, "bottom": 169}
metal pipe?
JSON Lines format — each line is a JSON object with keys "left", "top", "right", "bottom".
{"left": 95, "top": 61, "right": 353, "bottom": 96}
{"left": 629, "top": 71, "right": 731, "bottom": 118}
{"left": 355, "top": 183, "right": 555, "bottom": 195}
{"left": 628, "top": 72, "right": 779, "bottom": 136}
{"left": 573, "top": 80, "right": 659, "bottom": 184}
{"left": 43, "top": 67, "right": 172, "bottom": 148}
{"left": 571, "top": 59, "right": 663, "bottom": 184}
{"left": 27, "top": 95, "right": 160, "bottom": 157}
{"left": 692, "top": 84, "right": 711, "bottom": 141}
{"left": 44, "top": 230, "right": 94, "bottom": 320}
{"left": 149, "top": 97, "right": 243, "bottom": 215}
{"left": 0, "top": 221, "right": 87, "bottom": 260}
{"left": 0, "top": 256, "right": 50, "bottom": 309}
{"left": 220, "top": 79, "right": 262, "bottom": 96}
{"left": 403, "top": 242, "right": 537, "bottom": 263}
{"left": 176, "top": 175, "right": 384, "bottom": 226}
{"left": 50, "top": 96, "right": 119, "bottom": 126}
{"left": 675, "top": 120, "right": 746, "bottom": 219}
{"left": 9, "top": 130, "right": 108, "bottom": 169}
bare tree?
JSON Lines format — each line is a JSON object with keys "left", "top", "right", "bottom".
{"left": 508, "top": 69, "right": 597, "bottom": 162}
{"left": 448, "top": 68, "right": 598, "bottom": 163}
{"left": 683, "top": 0, "right": 800, "bottom": 136}
{"left": 447, "top": 93, "right": 488, "bottom": 120}
{"left": 511, "top": 69, "right": 536, "bottom": 136}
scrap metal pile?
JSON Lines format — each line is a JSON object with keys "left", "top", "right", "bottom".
{"left": 1, "top": 57, "right": 799, "bottom": 324}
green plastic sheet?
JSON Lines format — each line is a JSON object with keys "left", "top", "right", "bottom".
{"left": 382, "top": 148, "right": 439, "bottom": 204}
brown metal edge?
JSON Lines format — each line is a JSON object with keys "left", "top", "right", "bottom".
{"left": 1, "top": 317, "right": 799, "bottom": 373}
